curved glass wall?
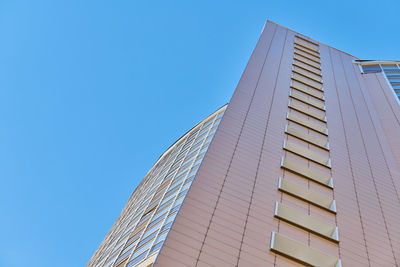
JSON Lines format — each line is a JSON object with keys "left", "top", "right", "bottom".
{"left": 87, "top": 105, "right": 227, "bottom": 267}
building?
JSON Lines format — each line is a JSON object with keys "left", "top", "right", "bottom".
{"left": 356, "top": 60, "right": 400, "bottom": 100}
{"left": 87, "top": 105, "right": 227, "bottom": 267}
{"left": 88, "top": 21, "right": 400, "bottom": 267}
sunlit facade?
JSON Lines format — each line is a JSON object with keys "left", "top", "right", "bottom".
{"left": 89, "top": 20, "right": 400, "bottom": 267}
{"left": 87, "top": 105, "right": 226, "bottom": 267}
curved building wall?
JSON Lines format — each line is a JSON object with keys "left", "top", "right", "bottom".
{"left": 87, "top": 105, "right": 227, "bottom": 267}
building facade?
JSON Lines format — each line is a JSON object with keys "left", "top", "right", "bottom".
{"left": 89, "top": 21, "right": 400, "bottom": 266}
{"left": 357, "top": 60, "right": 400, "bottom": 101}
{"left": 87, "top": 106, "right": 226, "bottom": 267}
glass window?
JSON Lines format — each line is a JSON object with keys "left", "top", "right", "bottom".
{"left": 185, "top": 150, "right": 199, "bottom": 161}
{"left": 145, "top": 200, "right": 160, "bottom": 213}
{"left": 201, "top": 119, "right": 213, "bottom": 130}
{"left": 382, "top": 64, "right": 399, "bottom": 71}
{"left": 179, "top": 161, "right": 192, "bottom": 172}
{"left": 126, "top": 229, "right": 144, "bottom": 246}
{"left": 160, "top": 221, "right": 173, "bottom": 233}
{"left": 160, "top": 192, "right": 177, "bottom": 207}
{"left": 120, "top": 241, "right": 136, "bottom": 256}
{"left": 177, "top": 189, "right": 189, "bottom": 199}
{"left": 163, "top": 184, "right": 180, "bottom": 198}
{"left": 380, "top": 64, "right": 400, "bottom": 101}
{"left": 175, "top": 168, "right": 189, "bottom": 179}
{"left": 114, "top": 251, "right": 130, "bottom": 265}
{"left": 154, "top": 230, "right": 169, "bottom": 245}
{"left": 149, "top": 241, "right": 164, "bottom": 254}
{"left": 148, "top": 211, "right": 167, "bottom": 228}
{"left": 137, "top": 230, "right": 157, "bottom": 248}
{"left": 156, "top": 198, "right": 174, "bottom": 213}
{"left": 362, "top": 64, "right": 381, "bottom": 73}
{"left": 138, "top": 211, "right": 153, "bottom": 224}
{"left": 153, "top": 187, "right": 167, "bottom": 200}
{"left": 190, "top": 163, "right": 201, "bottom": 172}
{"left": 165, "top": 183, "right": 181, "bottom": 196}
{"left": 173, "top": 195, "right": 185, "bottom": 207}
{"left": 184, "top": 175, "right": 195, "bottom": 185}
{"left": 164, "top": 213, "right": 177, "bottom": 225}
{"left": 92, "top": 107, "right": 227, "bottom": 267}
{"left": 106, "top": 249, "right": 120, "bottom": 263}
{"left": 127, "top": 251, "right": 147, "bottom": 267}
{"left": 169, "top": 204, "right": 181, "bottom": 214}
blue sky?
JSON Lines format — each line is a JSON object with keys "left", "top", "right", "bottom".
{"left": 0, "top": 0, "right": 399, "bottom": 266}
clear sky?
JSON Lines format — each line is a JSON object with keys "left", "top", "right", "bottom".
{"left": 0, "top": 0, "right": 399, "bottom": 266}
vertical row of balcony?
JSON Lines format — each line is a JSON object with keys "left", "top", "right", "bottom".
{"left": 270, "top": 36, "right": 341, "bottom": 267}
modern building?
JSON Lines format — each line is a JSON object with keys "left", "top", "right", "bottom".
{"left": 88, "top": 21, "right": 400, "bottom": 267}
{"left": 356, "top": 60, "right": 400, "bottom": 100}
{"left": 87, "top": 105, "right": 227, "bottom": 267}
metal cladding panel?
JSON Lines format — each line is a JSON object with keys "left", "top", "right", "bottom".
{"left": 155, "top": 20, "right": 292, "bottom": 267}
{"left": 153, "top": 21, "right": 400, "bottom": 267}
{"left": 320, "top": 44, "right": 400, "bottom": 266}
{"left": 363, "top": 73, "right": 400, "bottom": 172}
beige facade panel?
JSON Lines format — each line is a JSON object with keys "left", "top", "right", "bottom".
{"left": 274, "top": 202, "right": 339, "bottom": 242}
{"left": 270, "top": 232, "right": 341, "bottom": 267}
{"left": 283, "top": 140, "right": 331, "bottom": 168}
{"left": 115, "top": 259, "right": 128, "bottom": 267}
{"left": 294, "top": 48, "right": 321, "bottom": 63}
{"left": 285, "top": 125, "right": 329, "bottom": 150}
{"left": 295, "top": 35, "right": 319, "bottom": 46}
{"left": 292, "top": 72, "right": 323, "bottom": 90}
{"left": 288, "top": 100, "right": 326, "bottom": 121}
{"left": 289, "top": 90, "right": 325, "bottom": 110}
{"left": 294, "top": 39, "right": 319, "bottom": 53}
{"left": 281, "top": 157, "right": 333, "bottom": 188}
{"left": 294, "top": 54, "right": 321, "bottom": 70}
{"left": 136, "top": 254, "right": 157, "bottom": 267}
{"left": 291, "top": 75, "right": 323, "bottom": 93}
{"left": 278, "top": 177, "right": 336, "bottom": 213}
{"left": 294, "top": 39, "right": 320, "bottom": 54}
{"left": 291, "top": 80, "right": 324, "bottom": 99}
{"left": 287, "top": 112, "right": 328, "bottom": 135}
{"left": 293, "top": 59, "right": 322, "bottom": 75}
{"left": 292, "top": 65, "right": 322, "bottom": 83}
